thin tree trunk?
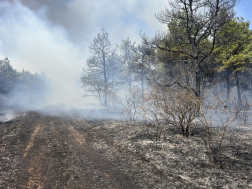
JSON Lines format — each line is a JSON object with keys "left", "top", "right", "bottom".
{"left": 196, "top": 62, "right": 201, "bottom": 115}
{"left": 104, "top": 78, "right": 107, "bottom": 107}
{"left": 141, "top": 63, "right": 144, "bottom": 100}
{"left": 235, "top": 70, "right": 241, "bottom": 105}
{"left": 196, "top": 70, "right": 200, "bottom": 98}
{"left": 226, "top": 69, "right": 231, "bottom": 101}
{"left": 202, "top": 75, "right": 205, "bottom": 100}
{"left": 128, "top": 74, "right": 131, "bottom": 99}
{"left": 250, "top": 80, "right": 252, "bottom": 97}
{"left": 103, "top": 54, "right": 107, "bottom": 107}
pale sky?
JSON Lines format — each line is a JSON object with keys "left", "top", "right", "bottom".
{"left": 0, "top": 0, "right": 250, "bottom": 107}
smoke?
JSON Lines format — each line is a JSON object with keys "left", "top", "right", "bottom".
{"left": 0, "top": 110, "right": 15, "bottom": 123}
{"left": 0, "top": 0, "right": 168, "bottom": 119}
{"left": 3, "top": 0, "right": 168, "bottom": 43}
{"left": 0, "top": 1, "right": 90, "bottom": 110}
{"left": 0, "top": 0, "right": 249, "bottom": 120}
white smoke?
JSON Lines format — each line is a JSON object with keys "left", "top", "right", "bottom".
{"left": 0, "top": 1, "right": 94, "bottom": 109}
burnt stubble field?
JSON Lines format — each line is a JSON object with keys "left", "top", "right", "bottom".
{"left": 1, "top": 111, "right": 252, "bottom": 188}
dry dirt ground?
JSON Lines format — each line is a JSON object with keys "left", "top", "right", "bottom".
{"left": 0, "top": 111, "right": 252, "bottom": 188}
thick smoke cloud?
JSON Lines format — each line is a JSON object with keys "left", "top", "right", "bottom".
{"left": 4, "top": 0, "right": 168, "bottom": 43}
{"left": 0, "top": 0, "right": 168, "bottom": 111}
{"left": 0, "top": 1, "right": 89, "bottom": 109}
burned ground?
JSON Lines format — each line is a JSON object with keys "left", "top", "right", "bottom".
{"left": 0, "top": 111, "right": 252, "bottom": 188}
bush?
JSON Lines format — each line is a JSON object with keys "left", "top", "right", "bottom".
{"left": 127, "top": 84, "right": 251, "bottom": 167}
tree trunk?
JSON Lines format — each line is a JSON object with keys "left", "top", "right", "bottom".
{"left": 226, "top": 69, "right": 231, "bottom": 101}
{"left": 196, "top": 70, "right": 200, "bottom": 98}
{"left": 103, "top": 54, "right": 107, "bottom": 107}
{"left": 235, "top": 70, "right": 241, "bottom": 105}
{"left": 202, "top": 75, "right": 205, "bottom": 100}
{"left": 141, "top": 63, "right": 144, "bottom": 100}
{"left": 128, "top": 74, "right": 131, "bottom": 99}
{"left": 195, "top": 62, "right": 201, "bottom": 115}
{"left": 250, "top": 80, "right": 252, "bottom": 97}
{"left": 104, "top": 78, "right": 108, "bottom": 107}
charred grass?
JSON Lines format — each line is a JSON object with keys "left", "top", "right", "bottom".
{"left": 0, "top": 111, "right": 252, "bottom": 188}
{"left": 83, "top": 119, "right": 252, "bottom": 188}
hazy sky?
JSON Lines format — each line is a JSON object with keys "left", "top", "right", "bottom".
{"left": 0, "top": 0, "right": 251, "bottom": 107}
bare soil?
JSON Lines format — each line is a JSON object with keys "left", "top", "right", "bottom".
{"left": 0, "top": 111, "right": 252, "bottom": 188}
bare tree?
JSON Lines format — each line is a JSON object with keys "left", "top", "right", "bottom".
{"left": 81, "top": 29, "right": 118, "bottom": 107}
{"left": 142, "top": 0, "right": 238, "bottom": 98}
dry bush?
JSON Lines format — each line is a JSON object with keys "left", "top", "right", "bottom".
{"left": 197, "top": 94, "right": 251, "bottom": 168}
{"left": 239, "top": 95, "right": 251, "bottom": 127}
{"left": 134, "top": 84, "right": 200, "bottom": 144}
{"left": 135, "top": 88, "right": 167, "bottom": 143}
{"left": 132, "top": 85, "right": 251, "bottom": 167}
{"left": 122, "top": 88, "right": 142, "bottom": 123}
{"left": 163, "top": 87, "right": 200, "bottom": 137}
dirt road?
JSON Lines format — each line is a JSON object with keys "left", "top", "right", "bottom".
{"left": 0, "top": 112, "right": 144, "bottom": 189}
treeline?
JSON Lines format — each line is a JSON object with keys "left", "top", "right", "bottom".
{"left": 0, "top": 58, "right": 48, "bottom": 109}
{"left": 81, "top": 5, "right": 252, "bottom": 110}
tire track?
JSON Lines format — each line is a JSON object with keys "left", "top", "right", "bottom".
{"left": 66, "top": 119, "right": 140, "bottom": 189}
{"left": 68, "top": 126, "right": 86, "bottom": 145}
{"left": 23, "top": 123, "right": 44, "bottom": 158}
{"left": 22, "top": 121, "right": 46, "bottom": 189}
{"left": 24, "top": 146, "right": 47, "bottom": 189}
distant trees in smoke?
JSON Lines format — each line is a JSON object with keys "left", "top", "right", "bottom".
{"left": 80, "top": 29, "right": 154, "bottom": 108}
{"left": 119, "top": 38, "right": 136, "bottom": 100}
{"left": 0, "top": 58, "right": 49, "bottom": 109}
